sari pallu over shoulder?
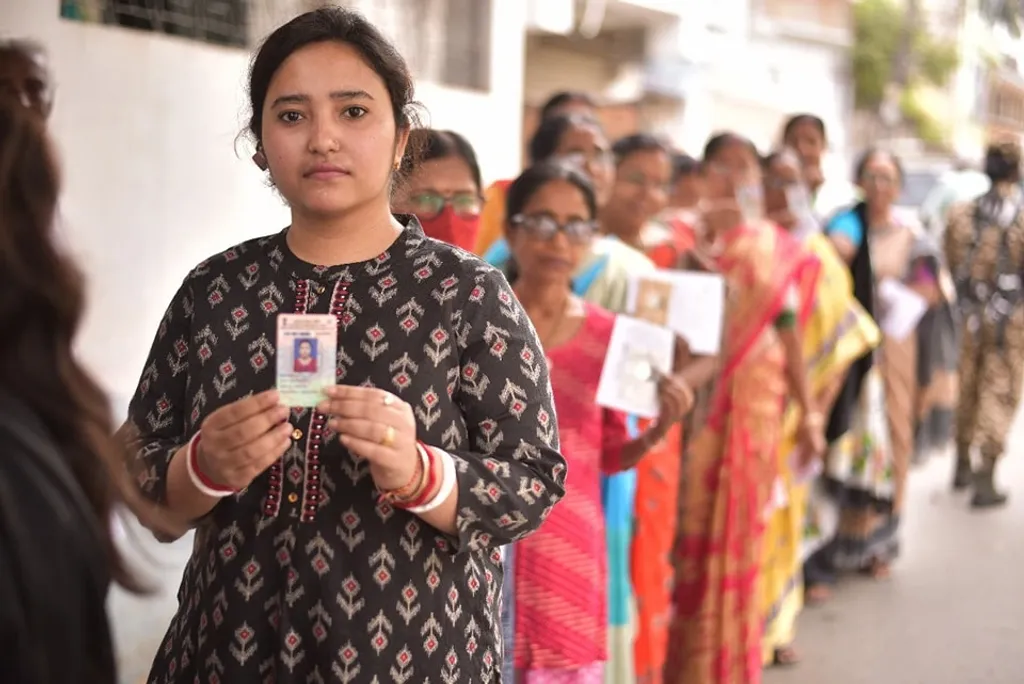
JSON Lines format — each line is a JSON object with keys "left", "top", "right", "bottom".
{"left": 665, "top": 223, "right": 821, "bottom": 684}
{"left": 712, "top": 223, "right": 820, "bottom": 399}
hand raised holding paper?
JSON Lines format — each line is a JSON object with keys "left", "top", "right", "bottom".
{"left": 317, "top": 385, "right": 420, "bottom": 491}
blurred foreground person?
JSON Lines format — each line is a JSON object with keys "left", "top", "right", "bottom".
{"left": 0, "top": 39, "right": 54, "bottom": 120}
{"left": 945, "top": 141, "right": 1024, "bottom": 507}
{"left": 0, "top": 99, "right": 144, "bottom": 683}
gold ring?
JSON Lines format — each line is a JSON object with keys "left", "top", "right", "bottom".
{"left": 380, "top": 425, "right": 396, "bottom": 448}
{"left": 382, "top": 393, "right": 395, "bottom": 407}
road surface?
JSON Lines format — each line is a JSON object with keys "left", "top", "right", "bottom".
{"left": 111, "top": 444, "right": 1024, "bottom": 684}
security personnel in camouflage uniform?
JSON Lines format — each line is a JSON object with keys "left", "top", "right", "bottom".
{"left": 944, "top": 141, "right": 1024, "bottom": 508}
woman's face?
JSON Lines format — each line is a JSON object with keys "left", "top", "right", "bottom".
{"left": 552, "top": 123, "right": 614, "bottom": 204}
{"left": 671, "top": 172, "right": 702, "bottom": 210}
{"left": 764, "top": 155, "right": 802, "bottom": 230}
{"left": 393, "top": 154, "right": 481, "bottom": 250}
{"left": 607, "top": 149, "right": 672, "bottom": 231}
{"left": 298, "top": 341, "right": 313, "bottom": 359}
{"left": 508, "top": 179, "right": 595, "bottom": 287}
{"left": 260, "top": 41, "right": 408, "bottom": 219}
{"left": 702, "top": 140, "right": 761, "bottom": 203}
{"left": 859, "top": 152, "right": 901, "bottom": 211}
{"left": 786, "top": 120, "right": 825, "bottom": 175}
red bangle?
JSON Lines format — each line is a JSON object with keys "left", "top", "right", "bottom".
{"left": 393, "top": 443, "right": 439, "bottom": 510}
{"left": 188, "top": 433, "right": 235, "bottom": 493}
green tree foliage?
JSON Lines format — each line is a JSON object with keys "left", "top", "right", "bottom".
{"left": 853, "top": 0, "right": 960, "bottom": 144}
{"left": 853, "top": 0, "right": 960, "bottom": 110}
{"left": 853, "top": 0, "right": 904, "bottom": 109}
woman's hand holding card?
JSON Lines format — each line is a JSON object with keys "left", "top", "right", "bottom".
{"left": 317, "top": 385, "right": 420, "bottom": 492}
{"left": 196, "top": 389, "right": 294, "bottom": 491}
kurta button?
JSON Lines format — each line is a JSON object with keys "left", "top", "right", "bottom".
{"left": 288, "top": 493, "right": 299, "bottom": 503}
{"left": 317, "top": 285, "right": 326, "bottom": 294}
{"left": 292, "top": 428, "right": 303, "bottom": 440}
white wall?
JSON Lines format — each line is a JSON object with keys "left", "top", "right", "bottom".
{"left": 2, "top": 1, "right": 525, "bottom": 413}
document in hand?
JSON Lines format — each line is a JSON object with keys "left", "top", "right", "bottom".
{"left": 595, "top": 315, "right": 675, "bottom": 419}
{"left": 876, "top": 278, "right": 928, "bottom": 341}
{"left": 626, "top": 270, "right": 725, "bottom": 355}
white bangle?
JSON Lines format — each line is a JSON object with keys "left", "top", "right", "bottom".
{"left": 406, "top": 447, "right": 457, "bottom": 514}
{"left": 184, "top": 432, "right": 234, "bottom": 499}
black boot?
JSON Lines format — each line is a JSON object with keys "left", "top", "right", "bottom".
{"left": 971, "top": 458, "right": 1009, "bottom": 508}
{"left": 952, "top": 446, "right": 973, "bottom": 491}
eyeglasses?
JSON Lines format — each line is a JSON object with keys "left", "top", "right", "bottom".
{"left": 509, "top": 213, "right": 598, "bottom": 244}
{"left": 862, "top": 172, "right": 897, "bottom": 187}
{"left": 555, "top": 149, "right": 613, "bottom": 170}
{"left": 408, "top": 192, "right": 483, "bottom": 219}
{"left": 764, "top": 176, "right": 799, "bottom": 191}
{"left": 619, "top": 171, "right": 672, "bottom": 195}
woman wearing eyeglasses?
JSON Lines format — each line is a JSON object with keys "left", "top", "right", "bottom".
{"left": 803, "top": 148, "right": 946, "bottom": 599}
{"left": 505, "top": 160, "right": 692, "bottom": 684}
{"left": 393, "top": 128, "right": 483, "bottom": 251}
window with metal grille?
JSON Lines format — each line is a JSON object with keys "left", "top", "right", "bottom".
{"left": 337, "top": 0, "right": 492, "bottom": 91}
{"left": 60, "top": 0, "right": 249, "bottom": 49}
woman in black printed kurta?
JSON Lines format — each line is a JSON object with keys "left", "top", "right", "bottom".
{"left": 124, "top": 8, "right": 565, "bottom": 684}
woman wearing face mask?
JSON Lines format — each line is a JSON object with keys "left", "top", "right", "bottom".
{"left": 504, "top": 160, "right": 691, "bottom": 684}
{"left": 756, "top": 149, "right": 881, "bottom": 668}
{"left": 122, "top": 9, "right": 567, "bottom": 682}
{"left": 780, "top": 114, "right": 858, "bottom": 220}
{"left": 474, "top": 91, "right": 598, "bottom": 256}
{"left": 802, "top": 149, "right": 945, "bottom": 600}
{"left": 663, "top": 133, "right": 823, "bottom": 684}
{"left": 393, "top": 128, "right": 483, "bottom": 251}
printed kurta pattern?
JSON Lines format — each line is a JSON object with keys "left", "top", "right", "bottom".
{"left": 126, "top": 222, "right": 566, "bottom": 684}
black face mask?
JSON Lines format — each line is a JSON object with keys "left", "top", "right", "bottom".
{"left": 984, "top": 152, "right": 1019, "bottom": 184}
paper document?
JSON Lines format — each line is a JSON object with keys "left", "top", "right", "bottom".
{"left": 877, "top": 278, "right": 928, "bottom": 341}
{"left": 626, "top": 270, "right": 725, "bottom": 355}
{"left": 595, "top": 316, "right": 675, "bottom": 419}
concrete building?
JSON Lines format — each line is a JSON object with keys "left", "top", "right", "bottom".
{"left": 523, "top": 0, "right": 691, "bottom": 149}
{"left": 3, "top": 0, "right": 527, "bottom": 414}
{"left": 682, "top": 0, "right": 855, "bottom": 175}
{"left": 523, "top": 0, "right": 854, "bottom": 173}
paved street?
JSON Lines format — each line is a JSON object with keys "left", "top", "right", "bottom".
{"left": 111, "top": 439, "right": 1024, "bottom": 684}
{"left": 765, "top": 442, "right": 1024, "bottom": 684}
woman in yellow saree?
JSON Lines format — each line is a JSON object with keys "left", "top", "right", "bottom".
{"left": 756, "top": 150, "right": 881, "bottom": 667}
{"left": 664, "top": 134, "right": 824, "bottom": 684}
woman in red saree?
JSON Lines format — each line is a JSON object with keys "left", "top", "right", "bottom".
{"left": 664, "top": 133, "right": 824, "bottom": 684}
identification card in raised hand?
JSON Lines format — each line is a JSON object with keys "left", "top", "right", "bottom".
{"left": 276, "top": 314, "right": 337, "bottom": 407}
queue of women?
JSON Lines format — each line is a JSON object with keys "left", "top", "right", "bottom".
{"left": 2, "top": 6, "right": 1020, "bottom": 684}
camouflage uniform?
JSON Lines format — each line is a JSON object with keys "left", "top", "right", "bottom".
{"left": 944, "top": 191, "right": 1024, "bottom": 502}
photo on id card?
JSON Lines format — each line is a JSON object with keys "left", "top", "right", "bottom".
{"left": 276, "top": 314, "right": 338, "bottom": 407}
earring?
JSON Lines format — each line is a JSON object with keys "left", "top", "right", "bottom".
{"left": 253, "top": 147, "right": 268, "bottom": 171}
